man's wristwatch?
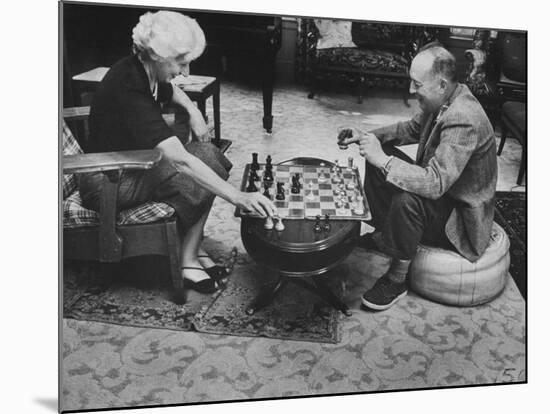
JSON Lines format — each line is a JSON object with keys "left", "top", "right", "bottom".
{"left": 380, "top": 156, "right": 394, "bottom": 176}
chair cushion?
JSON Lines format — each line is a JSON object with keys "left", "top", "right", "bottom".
{"left": 316, "top": 48, "right": 409, "bottom": 74}
{"left": 501, "top": 101, "right": 526, "bottom": 137}
{"left": 62, "top": 121, "right": 83, "bottom": 199}
{"left": 63, "top": 191, "right": 176, "bottom": 228}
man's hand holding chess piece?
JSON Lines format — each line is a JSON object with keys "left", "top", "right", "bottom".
{"left": 337, "top": 127, "right": 391, "bottom": 169}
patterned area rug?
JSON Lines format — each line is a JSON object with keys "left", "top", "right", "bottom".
{"left": 63, "top": 254, "right": 341, "bottom": 343}
{"left": 494, "top": 192, "right": 526, "bottom": 298}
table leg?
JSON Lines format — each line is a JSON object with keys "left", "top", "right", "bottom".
{"left": 213, "top": 81, "right": 221, "bottom": 145}
{"left": 308, "top": 277, "right": 352, "bottom": 316}
{"left": 197, "top": 99, "right": 207, "bottom": 122}
{"left": 246, "top": 275, "right": 287, "bottom": 315}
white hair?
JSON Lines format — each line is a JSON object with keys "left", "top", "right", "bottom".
{"left": 132, "top": 11, "right": 206, "bottom": 62}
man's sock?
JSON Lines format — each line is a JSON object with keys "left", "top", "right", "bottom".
{"left": 386, "top": 258, "right": 411, "bottom": 284}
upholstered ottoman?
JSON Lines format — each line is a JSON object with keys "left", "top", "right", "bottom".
{"left": 409, "top": 222, "right": 510, "bottom": 306}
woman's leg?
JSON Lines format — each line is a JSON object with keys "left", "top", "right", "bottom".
{"left": 180, "top": 205, "right": 212, "bottom": 282}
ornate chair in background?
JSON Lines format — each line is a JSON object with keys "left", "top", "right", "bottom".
{"left": 297, "top": 19, "right": 448, "bottom": 104}
{"left": 62, "top": 108, "right": 185, "bottom": 303}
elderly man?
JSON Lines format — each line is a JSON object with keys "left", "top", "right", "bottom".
{"left": 341, "top": 46, "right": 497, "bottom": 310}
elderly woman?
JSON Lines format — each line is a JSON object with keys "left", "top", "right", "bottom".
{"left": 79, "top": 10, "right": 275, "bottom": 293}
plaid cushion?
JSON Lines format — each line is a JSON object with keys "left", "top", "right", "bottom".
{"left": 62, "top": 121, "right": 82, "bottom": 199}
{"left": 63, "top": 191, "right": 98, "bottom": 228}
{"left": 118, "top": 201, "right": 176, "bottom": 225}
{"left": 63, "top": 191, "right": 176, "bottom": 228}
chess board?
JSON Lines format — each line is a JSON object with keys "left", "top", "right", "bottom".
{"left": 236, "top": 163, "right": 371, "bottom": 221}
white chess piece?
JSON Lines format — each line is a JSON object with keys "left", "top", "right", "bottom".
{"left": 306, "top": 182, "right": 316, "bottom": 201}
{"left": 353, "top": 196, "right": 365, "bottom": 214}
{"left": 264, "top": 216, "right": 274, "bottom": 230}
{"left": 275, "top": 217, "right": 285, "bottom": 231}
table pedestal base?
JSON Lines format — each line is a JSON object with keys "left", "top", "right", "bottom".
{"left": 246, "top": 272, "right": 352, "bottom": 316}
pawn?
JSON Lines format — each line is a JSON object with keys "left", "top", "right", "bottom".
{"left": 314, "top": 215, "right": 322, "bottom": 232}
{"left": 323, "top": 214, "right": 331, "bottom": 232}
{"left": 264, "top": 216, "right": 274, "bottom": 230}
{"left": 275, "top": 217, "right": 285, "bottom": 231}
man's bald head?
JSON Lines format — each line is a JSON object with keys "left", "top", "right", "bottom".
{"left": 409, "top": 46, "right": 458, "bottom": 113}
{"left": 414, "top": 46, "right": 458, "bottom": 84}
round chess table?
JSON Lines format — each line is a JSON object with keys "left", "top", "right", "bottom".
{"left": 240, "top": 157, "right": 361, "bottom": 316}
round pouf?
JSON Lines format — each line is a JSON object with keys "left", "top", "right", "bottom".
{"left": 409, "top": 222, "right": 510, "bottom": 306}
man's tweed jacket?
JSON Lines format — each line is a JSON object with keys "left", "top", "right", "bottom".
{"left": 372, "top": 84, "right": 497, "bottom": 262}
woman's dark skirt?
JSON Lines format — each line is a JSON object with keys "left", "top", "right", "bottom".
{"left": 79, "top": 141, "right": 233, "bottom": 231}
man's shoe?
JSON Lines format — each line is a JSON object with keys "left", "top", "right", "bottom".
{"left": 361, "top": 275, "right": 407, "bottom": 311}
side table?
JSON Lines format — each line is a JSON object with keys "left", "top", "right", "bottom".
{"left": 71, "top": 68, "right": 230, "bottom": 152}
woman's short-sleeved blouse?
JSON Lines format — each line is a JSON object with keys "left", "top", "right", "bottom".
{"left": 87, "top": 55, "right": 175, "bottom": 153}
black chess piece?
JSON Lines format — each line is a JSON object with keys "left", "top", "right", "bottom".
{"left": 251, "top": 152, "right": 260, "bottom": 171}
{"left": 263, "top": 165, "right": 274, "bottom": 183}
{"left": 275, "top": 182, "right": 285, "bottom": 200}
{"left": 250, "top": 168, "right": 260, "bottom": 182}
{"left": 266, "top": 155, "right": 272, "bottom": 167}
{"left": 323, "top": 214, "right": 331, "bottom": 232}
{"left": 246, "top": 174, "right": 257, "bottom": 192}
{"left": 291, "top": 175, "right": 300, "bottom": 194}
{"left": 314, "top": 215, "right": 322, "bottom": 232}
{"left": 263, "top": 182, "right": 271, "bottom": 199}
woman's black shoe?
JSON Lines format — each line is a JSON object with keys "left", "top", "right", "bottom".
{"left": 182, "top": 267, "right": 218, "bottom": 294}
{"left": 203, "top": 265, "right": 229, "bottom": 282}
{"left": 198, "top": 255, "right": 230, "bottom": 282}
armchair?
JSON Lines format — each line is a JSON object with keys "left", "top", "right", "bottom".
{"left": 62, "top": 108, "right": 185, "bottom": 303}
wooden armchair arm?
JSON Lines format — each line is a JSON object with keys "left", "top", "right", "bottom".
{"left": 63, "top": 149, "right": 162, "bottom": 174}
{"left": 63, "top": 106, "right": 90, "bottom": 121}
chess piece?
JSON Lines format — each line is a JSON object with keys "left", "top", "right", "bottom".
{"left": 347, "top": 156, "right": 354, "bottom": 170}
{"left": 332, "top": 160, "right": 339, "bottom": 174}
{"left": 275, "top": 217, "right": 285, "bottom": 231}
{"left": 250, "top": 168, "right": 260, "bottom": 182}
{"left": 263, "top": 182, "right": 271, "bottom": 199}
{"left": 263, "top": 166, "right": 274, "bottom": 183}
{"left": 264, "top": 216, "right": 274, "bottom": 230}
{"left": 266, "top": 155, "right": 272, "bottom": 169}
{"left": 306, "top": 182, "right": 316, "bottom": 201}
{"left": 323, "top": 214, "right": 331, "bottom": 232}
{"left": 353, "top": 196, "right": 365, "bottom": 214}
{"left": 246, "top": 174, "right": 257, "bottom": 192}
{"left": 251, "top": 152, "right": 260, "bottom": 171}
{"left": 275, "top": 182, "right": 285, "bottom": 200}
{"left": 291, "top": 175, "right": 300, "bottom": 194}
{"left": 314, "top": 215, "right": 322, "bottom": 232}
{"left": 346, "top": 180, "right": 356, "bottom": 190}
